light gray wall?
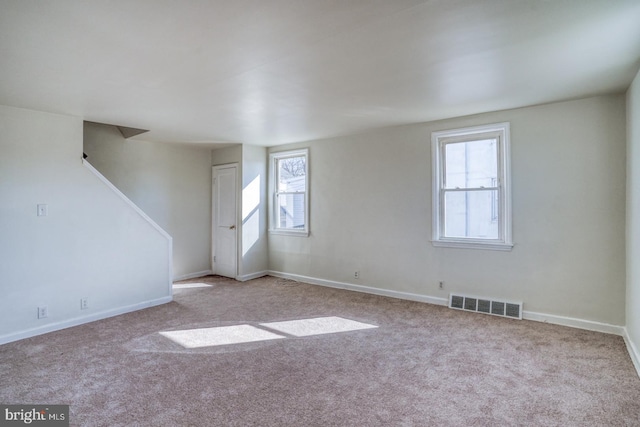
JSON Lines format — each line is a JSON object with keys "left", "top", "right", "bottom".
{"left": 83, "top": 122, "right": 212, "bottom": 279}
{"left": 0, "top": 106, "right": 171, "bottom": 344}
{"left": 627, "top": 68, "right": 640, "bottom": 368}
{"left": 240, "top": 145, "right": 268, "bottom": 278}
{"left": 268, "top": 95, "right": 627, "bottom": 326}
{"left": 212, "top": 145, "right": 242, "bottom": 167}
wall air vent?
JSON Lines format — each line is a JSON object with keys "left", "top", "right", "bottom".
{"left": 449, "top": 294, "right": 522, "bottom": 320}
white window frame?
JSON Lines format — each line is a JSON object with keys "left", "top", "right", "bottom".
{"left": 431, "top": 122, "right": 513, "bottom": 251}
{"left": 269, "top": 148, "right": 309, "bottom": 236}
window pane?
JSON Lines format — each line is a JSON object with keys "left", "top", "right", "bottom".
{"left": 444, "top": 139, "right": 497, "bottom": 189}
{"left": 278, "top": 156, "right": 306, "bottom": 192}
{"left": 277, "top": 193, "right": 306, "bottom": 229}
{"left": 444, "top": 190, "right": 499, "bottom": 239}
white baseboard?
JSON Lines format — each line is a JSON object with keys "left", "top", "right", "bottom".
{"left": 622, "top": 328, "right": 640, "bottom": 378}
{"left": 267, "top": 270, "right": 449, "bottom": 307}
{"left": 0, "top": 296, "right": 172, "bottom": 346}
{"left": 522, "top": 310, "right": 624, "bottom": 336}
{"left": 237, "top": 270, "right": 269, "bottom": 282}
{"left": 174, "top": 270, "right": 213, "bottom": 282}
{"left": 266, "top": 271, "right": 629, "bottom": 337}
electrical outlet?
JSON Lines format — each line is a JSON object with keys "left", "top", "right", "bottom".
{"left": 80, "top": 297, "right": 89, "bottom": 310}
{"left": 354, "top": 271, "right": 360, "bottom": 279}
{"left": 439, "top": 281, "right": 444, "bottom": 289}
{"left": 37, "top": 204, "right": 48, "bottom": 217}
{"left": 37, "top": 306, "right": 48, "bottom": 319}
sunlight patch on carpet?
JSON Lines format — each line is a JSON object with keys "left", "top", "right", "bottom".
{"left": 172, "top": 283, "right": 212, "bottom": 289}
{"left": 260, "top": 316, "right": 378, "bottom": 337}
{"left": 159, "top": 325, "right": 285, "bottom": 348}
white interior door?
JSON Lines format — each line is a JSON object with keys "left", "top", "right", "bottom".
{"left": 212, "top": 165, "right": 237, "bottom": 278}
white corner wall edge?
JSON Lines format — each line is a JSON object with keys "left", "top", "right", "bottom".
{"left": 83, "top": 159, "right": 173, "bottom": 293}
{"left": 622, "top": 328, "right": 640, "bottom": 378}
{"left": 237, "top": 271, "right": 269, "bottom": 282}
{"left": 174, "top": 270, "right": 213, "bottom": 282}
{"left": 0, "top": 296, "right": 172, "bottom": 346}
{"left": 267, "top": 271, "right": 449, "bottom": 307}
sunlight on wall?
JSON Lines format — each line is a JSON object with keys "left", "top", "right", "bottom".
{"left": 242, "top": 209, "right": 260, "bottom": 256}
{"left": 242, "top": 175, "right": 260, "bottom": 219}
{"left": 242, "top": 174, "right": 261, "bottom": 256}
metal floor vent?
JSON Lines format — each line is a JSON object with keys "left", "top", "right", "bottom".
{"left": 449, "top": 294, "right": 522, "bottom": 320}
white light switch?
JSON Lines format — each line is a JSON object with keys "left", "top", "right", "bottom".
{"left": 37, "top": 204, "right": 48, "bottom": 216}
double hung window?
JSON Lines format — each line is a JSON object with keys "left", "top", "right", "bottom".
{"left": 431, "top": 123, "right": 512, "bottom": 250}
{"left": 270, "top": 149, "right": 309, "bottom": 236}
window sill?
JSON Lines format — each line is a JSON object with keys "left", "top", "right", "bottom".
{"left": 269, "top": 229, "right": 309, "bottom": 237}
{"left": 431, "top": 239, "right": 513, "bottom": 251}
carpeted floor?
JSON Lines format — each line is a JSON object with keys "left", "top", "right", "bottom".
{"left": 1, "top": 275, "right": 639, "bottom": 426}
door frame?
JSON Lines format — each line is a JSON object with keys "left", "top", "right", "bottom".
{"left": 212, "top": 163, "right": 240, "bottom": 278}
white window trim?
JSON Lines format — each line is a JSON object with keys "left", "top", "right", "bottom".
{"left": 269, "top": 148, "right": 309, "bottom": 237}
{"left": 431, "top": 122, "right": 513, "bottom": 251}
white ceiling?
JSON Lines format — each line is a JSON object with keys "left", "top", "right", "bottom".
{"left": 1, "top": 0, "right": 639, "bottom": 147}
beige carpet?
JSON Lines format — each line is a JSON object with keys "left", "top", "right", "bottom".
{"left": 1, "top": 275, "right": 639, "bottom": 426}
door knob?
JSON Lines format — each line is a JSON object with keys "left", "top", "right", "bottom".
{"left": 229, "top": 225, "right": 236, "bottom": 230}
